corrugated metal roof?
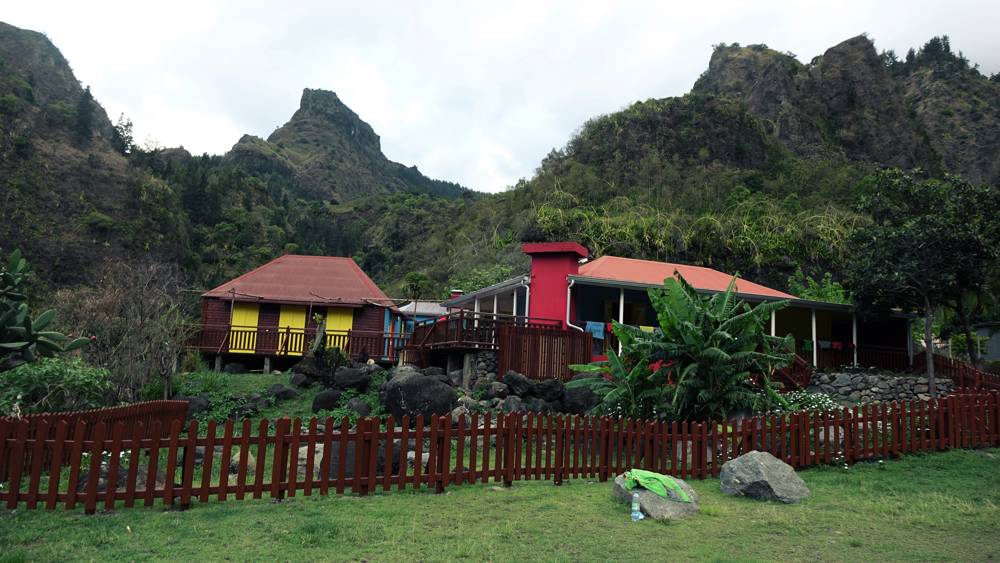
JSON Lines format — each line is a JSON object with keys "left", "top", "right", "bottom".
{"left": 399, "top": 300, "right": 448, "bottom": 317}
{"left": 577, "top": 256, "right": 796, "bottom": 300}
{"left": 203, "top": 255, "right": 394, "bottom": 307}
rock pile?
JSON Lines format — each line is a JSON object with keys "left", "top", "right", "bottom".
{"left": 810, "top": 371, "right": 954, "bottom": 403}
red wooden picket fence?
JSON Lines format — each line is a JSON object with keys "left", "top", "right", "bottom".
{"left": 0, "top": 401, "right": 188, "bottom": 482}
{"left": 1, "top": 391, "right": 997, "bottom": 513}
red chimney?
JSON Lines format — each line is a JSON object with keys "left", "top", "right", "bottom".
{"left": 522, "top": 242, "right": 588, "bottom": 327}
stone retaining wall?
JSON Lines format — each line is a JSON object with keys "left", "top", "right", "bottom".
{"left": 809, "top": 371, "right": 954, "bottom": 403}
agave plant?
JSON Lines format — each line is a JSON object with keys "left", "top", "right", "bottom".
{"left": 569, "top": 273, "right": 793, "bottom": 421}
{"left": 1, "top": 250, "right": 90, "bottom": 372}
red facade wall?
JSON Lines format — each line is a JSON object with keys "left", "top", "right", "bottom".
{"left": 524, "top": 243, "right": 587, "bottom": 327}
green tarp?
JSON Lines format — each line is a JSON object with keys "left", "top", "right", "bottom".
{"left": 623, "top": 469, "right": 692, "bottom": 503}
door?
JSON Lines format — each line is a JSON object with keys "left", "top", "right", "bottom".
{"left": 277, "top": 305, "right": 308, "bottom": 356}
{"left": 230, "top": 303, "right": 259, "bottom": 354}
{"left": 325, "top": 307, "right": 354, "bottom": 352}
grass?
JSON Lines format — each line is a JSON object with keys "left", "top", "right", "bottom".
{"left": 1, "top": 448, "right": 998, "bottom": 562}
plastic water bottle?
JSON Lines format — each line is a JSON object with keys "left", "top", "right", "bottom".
{"left": 630, "top": 493, "right": 644, "bottom": 522}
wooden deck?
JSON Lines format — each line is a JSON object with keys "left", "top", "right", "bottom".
{"left": 187, "top": 325, "right": 407, "bottom": 363}
{"left": 407, "top": 312, "right": 592, "bottom": 381}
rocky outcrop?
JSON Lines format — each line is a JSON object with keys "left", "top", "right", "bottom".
{"left": 720, "top": 450, "right": 810, "bottom": 503}
{"left": 810, "top": 371, "right": 954, "bottom": 403}
{"left": 381, "top": 368, "right": 458, "bottom": 421}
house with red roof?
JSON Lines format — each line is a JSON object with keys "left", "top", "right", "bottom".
{"left": 190, "top": 255, "right": 405, "bottom": 371}
{"left": 438, "top": 242, "right": 913, "bottom": 376}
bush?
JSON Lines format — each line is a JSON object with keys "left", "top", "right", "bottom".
{"left": 780, "top": 390, "right": 840, "bottom": 412}
{"left": 0, "top": 357, "right": 112, "bottom": 415}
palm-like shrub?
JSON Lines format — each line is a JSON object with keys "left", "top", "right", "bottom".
{"left": 569, "top": 274, "right": 793, "bottom": 421}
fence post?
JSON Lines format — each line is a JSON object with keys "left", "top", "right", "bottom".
{"left": 436, "top": 417, "right": 447, "bottom": 494}
{"left": 504, "top": 413, "right": 516, "bottom": 487}
{"left": 553, "top": 415, "right": 565, "bottom": 486}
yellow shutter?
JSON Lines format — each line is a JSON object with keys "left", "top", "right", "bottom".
{"left": 325, "top": 307, "right": 354, "bottom": 352}
{"left": 230, "top": 303, "right": 259, "bottom": 354}
{"left": 277, "top": 305, "right": 308, "bottom": 356}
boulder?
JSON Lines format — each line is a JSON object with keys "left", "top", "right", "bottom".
{"left": 346, "top": 397, "right": 371, "bottom": 417}
{"left": 487, "top": 381, "right": 510, "bottom": 400}
{"left": 451, "top": 405, "right": 471, "bottom": 427}
{"left": 456, "top": 394, "right": 480, "bottom": 411}
{"left": 502, "top": 371, "right": 535, "bottom": 397}
{"left": 297, "top": 439, "right": 409, "bottom": 479}
{"left": 173, "top": 394, "right": 210, "bottom": 418}
{"left": 501, "top": 395, "right": 523, "bottom": 413}
{"left": 448, "top": 369, "right": 464, "bottom": 387}
{"left": 312, "top": 389, "right": 343, "bottom": 414}
{"left": 382, "top": 371, "right": 458, "bottom": 421}
{"left": 77, "top": 464, "right": 167, "bottom": 493}
{"left": 535, "top": 379, "right": 565, "bottom": 403}
{"left": 289, "top": 372, "right": 312, "bottom": 388}
{"left": 423, "top": 366, "right": 445, "bottom": 377}
{"left": 563, "top": 374, "right": 601, "bottom": 414}
{"left": 612, "top": 473, "right": 700, "bottom": 521}
{"left": 290, "top": 355, "right": 326, "bottom": 381}
{"left": 223, "top": 363, "right": 246, "bottom": 374}
{"left": 229, "top": 450, "right": 255, "bottom": 475}
{"left": 334, "top": 367, "right": 370, "bottom": 392}
{"left": 719, "top": 450, "right": 810, "bottom": 503}
{"left": 267, "top": 384, "right": 299, "bottom": 402}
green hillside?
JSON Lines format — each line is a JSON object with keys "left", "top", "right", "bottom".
{"left": 1, "top": 22, "right": 997, "bottom": 300}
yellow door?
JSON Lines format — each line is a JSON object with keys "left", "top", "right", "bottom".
{"left": 325, "top": 307, "right": 354, "bottom": 352}
{"left": 277, "top": 305, "right": 307, "bottom": 356}
{"left": 230, "top": 303, "right": 259, "bottom": 354}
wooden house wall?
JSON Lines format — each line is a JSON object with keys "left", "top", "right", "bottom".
{"left": 202, "top": 298, "right": 231, "bottom": 326}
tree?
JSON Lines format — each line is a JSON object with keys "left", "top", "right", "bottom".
{"left": 1, "top": 249, "right": 89, "bottom": 372}
{"left": 55, "top": 261, "right": 193, "bottom": 401}
{"left": 74, "top": 86, "right": 94, "bottom": 141}
{"left": 569, "top": 274, "right": 793, "bottom": 421}
{"left": 110, "top": 113, "right": 134, "bottom": 155}
{"left": 403, "top": 271, "right": 434, "bottom": 300}
{"left": 787, "top": 268, "right": 851, "bottom": 304}
{"left": 847, "top": 170, "right": 999, "bottom": 395}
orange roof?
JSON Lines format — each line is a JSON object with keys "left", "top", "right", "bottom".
{"left": 203, "top": 255, "right": 394, "bottom": 307}
{"left": 576, "top": 256, "right": 796, "bottom": 299}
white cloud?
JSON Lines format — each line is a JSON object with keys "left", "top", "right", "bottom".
{"left": 4, "top": 0, "right": 999, "bottom": 191}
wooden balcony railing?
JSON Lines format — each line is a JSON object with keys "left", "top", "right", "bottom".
{"left": 409, "top": 311, "right": 562, "bottom": 351}
{"left": 187, "top": 325, "right": 409, "bottom": 362}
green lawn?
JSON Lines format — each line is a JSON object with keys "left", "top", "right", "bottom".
{"left": 1, "top": 448, "right": 998, "bottom": 562}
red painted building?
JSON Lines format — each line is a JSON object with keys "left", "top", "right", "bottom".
{"left": 442, "top": 242, "right": 914, "bottom": 371}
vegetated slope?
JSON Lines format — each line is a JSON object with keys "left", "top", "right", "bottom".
{"left": 2, "top": 22, "right": 996, "bottom": 298}
{"left": 0, "top": 22, "right": 188, "bottom": 285}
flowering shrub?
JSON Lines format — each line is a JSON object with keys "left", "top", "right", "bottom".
{"left": 781, "top": 390, "right": 840, "bottom": 413}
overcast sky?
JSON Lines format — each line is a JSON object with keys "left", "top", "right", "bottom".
{"left": 6, "top": 1, "right": 999, "bottom": 192}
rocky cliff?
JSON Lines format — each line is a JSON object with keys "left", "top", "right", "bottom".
{"left": 693, "top": 35, "right": 1000, "bottom": 184}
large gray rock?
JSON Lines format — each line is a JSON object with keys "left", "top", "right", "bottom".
{"left": 311, "top": 389, "right": 343, "bottom": 413}
{"left": 382, "top": 370, "right": 458, "bottom": 421}
{"left": 334, "top": 367, "right": 371, "bottom": 392}
{"left": 173, "top": 394, "right": 210, "bottom": 418}
{"left": 289, "top": 372, "right": 312, "bottom": 388}
{"left": 563, "top": 373, "right": 601, "bottom": 414}
{"left": 720, "top": 450, "right": 810, "bottom": 503}
{"left": 501, "top": 395, "right": 523, "bottom": 413}
{"left": 612, "top": 474, "right": 699, "bottom": 521}
{"left": 487, "top": 381, "right": 509, "bottom": 400}
{"left": 502, "top": 371, "right": 535, "bottom": 397}
{"left": 346, "top": 397, "right": 371, "bottom": 417}
{"left": 267, "top": 384, "right": 299, "bottom": 402}
{"left": 535, "top": 379, "right": 564, "bottom": 403}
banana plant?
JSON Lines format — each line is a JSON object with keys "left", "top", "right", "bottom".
{"left": 1, "top": 250, "right": 90, "bottom": 372}
{"left": 569, "top": 272, "right": 793, "bottom": 421}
